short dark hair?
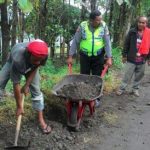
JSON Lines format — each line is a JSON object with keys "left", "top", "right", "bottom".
{"left": 89, "top": 10, "right": 101, "bottom": 20}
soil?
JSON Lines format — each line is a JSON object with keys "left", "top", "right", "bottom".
{"left": 1, "top": 66, "right": 150, "bottom": 150}
{"left": 53, "top": 74, "right": 102, "bottom": 100}
{"left": 56, "top": 82, "right": 101, "bottom": 100}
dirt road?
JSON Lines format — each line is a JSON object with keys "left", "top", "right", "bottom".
{"left": 84, "top": 67, "right": 150, "bottom": 150}
{"left": 0, "top": 68, "right": 150, "bottom": 150}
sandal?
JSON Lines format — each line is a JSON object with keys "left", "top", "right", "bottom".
{"left": 41, "top": 125, "right": 52, "bottom": 134}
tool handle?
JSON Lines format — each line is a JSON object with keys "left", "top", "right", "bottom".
{"left": 68, "top": 63, "right": 72, "bottom": 75}
{"left": 14, "top": 94, "right": 25, "bottom": 146}
{"left": 100, "top": 65, "right": 108, "bottom": 78}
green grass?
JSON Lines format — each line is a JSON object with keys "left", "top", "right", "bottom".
{"left": 103, "top": 47, "right": 123, "bottom": 91}
{"left": 112, "top": 47, "right": 123, "bottom": 69}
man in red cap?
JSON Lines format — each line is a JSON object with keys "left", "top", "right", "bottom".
{"left": 0, "top": 39, "right": 52, "bottom": 134}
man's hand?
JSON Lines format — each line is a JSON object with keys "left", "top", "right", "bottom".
{"left": 21, "top": 85, "right": 29, "bottom": 96}
{"left": 106, "top": 57, "right": 112, "bottom": 67}
{"left": 67, "top": 56, "right": 73, "bottom": 64}
{"left": 122, "top": 57, "right": 127, "bottom": 63}
{"left": 16, "top": 107, "right": 24, "bottom": 116}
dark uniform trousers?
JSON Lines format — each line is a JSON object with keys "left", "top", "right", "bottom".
{"left": 80, "top": 51, "right": 105, "bottom": 76}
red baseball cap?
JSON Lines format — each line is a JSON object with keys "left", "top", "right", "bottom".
{"left": 27, "top": 39, "right": 48, "bottom": 57}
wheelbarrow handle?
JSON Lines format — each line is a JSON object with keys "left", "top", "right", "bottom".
{"left": 100, "top": 65, "right": 109, "bottom": 78}
{"left": 68, "top": 63, "right": 72, "bottom": 75}
{"left": 14, "top": 94, "right": 25, "bottom": 146}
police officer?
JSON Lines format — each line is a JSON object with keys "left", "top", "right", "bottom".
{"left": 67, "top": 10, "right": 112, "bottom": 106}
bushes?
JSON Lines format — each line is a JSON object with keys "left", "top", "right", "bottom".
{"left": 112, "top": 47, "right": 123, "bottom": 69}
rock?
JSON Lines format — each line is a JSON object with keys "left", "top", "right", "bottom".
{"left": 146, "top": 102, "right": 150, "bottom": 106}
{"left": 132, "top": 105, "right": 136, "bottom": 108}
{"left": 140, "top": 121, "right": 143, "bottom": 125}
{"left": 58, "top": 143, "right": 63, "bottom": 149}
{"left": 118, "top": 107, "right": 123, "bottom": 110}
{"left": 54, "top": 134, "right": 61, "bottom": 141}
{"left": 63, "top": 143, "right": 70, "bottom": 150}
{"left": 45, "top": 147, "right": 51, "bottom": 150}
{"left": 66, "top": 135, "right": 73, "bottom": 141}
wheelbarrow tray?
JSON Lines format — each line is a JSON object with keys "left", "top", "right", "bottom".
{"left": 52, "top": 74, "right": 103, "bottom": 101}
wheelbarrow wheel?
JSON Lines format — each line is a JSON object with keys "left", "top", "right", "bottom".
{"left": 67, "top": 102, "right": 79, "bottom": 132}
{"left": 70, "top": 103, "right": 78, "bottom": 125}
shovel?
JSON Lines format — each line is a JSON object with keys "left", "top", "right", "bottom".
{"left": 4, "top": 94, "right": 30, "bottom": 150}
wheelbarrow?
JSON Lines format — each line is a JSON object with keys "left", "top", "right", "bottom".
{"left": 52, "top": 65, "right": 108, "bottom": 131}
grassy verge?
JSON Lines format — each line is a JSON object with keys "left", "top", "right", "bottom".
{"left": 103, "top": 47, "right": 123, "bottom": 92}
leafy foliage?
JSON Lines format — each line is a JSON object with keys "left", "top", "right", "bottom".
{"left": 18, "top": 0, "right": 33, "bottom": 13}
{"left": 0, "top": 0, "right": 5, "bottom": 4}
{"left": 24, "top": 0, "right": 81, "bottom": 45}
{"left": 112, "top": 47, "right": 123, "bottom": 69}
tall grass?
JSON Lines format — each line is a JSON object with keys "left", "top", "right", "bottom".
{"left": 112, "top": 47, "right": 123, "bottom": 69}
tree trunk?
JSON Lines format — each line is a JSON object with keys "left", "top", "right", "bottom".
{"left": 50, "top": 43, "right": 55, "bottom": 58}
{"left": 0, "top": 0, "right": 10, "bottom": 66}
{"left": 108, "top": 0, "right": 114, "bottom": 29}
{"left": 18, "top": 9, "right": 24, "bottom": 42}
{"left": 60, "top": 37, "right": 65, "bottom": 58}
{"left": 81, "top": 0, "right": 87, "bottom": 20}
{"left": 118, "top": 2, "right": 127, "bottom": 46}
{"left": 11, "top": 0, "right": 18, "bottom": 47}
{"left": 112, "top": 0, "right": 142, "bottom": 47}
{"left": 90, "top": 0, "right": 97, "bottom": 11}
{"left": 113, "top": 2, "right": 128, "bottom": 46}
{"left": 39, "top": 0, "right": 47, "bottom": 42}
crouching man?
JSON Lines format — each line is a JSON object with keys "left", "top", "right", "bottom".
{"left": 0, "top": 39, "right": 51, "bottom": 134}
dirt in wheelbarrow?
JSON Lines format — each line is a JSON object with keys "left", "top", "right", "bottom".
{"left": 56, "top": 82, "right": 102, "bottom": 100}
{"left": 1, "top": 67, "right": 150, "bottom": 150}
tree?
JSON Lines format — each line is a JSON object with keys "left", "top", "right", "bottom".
{"left": 25, "top": 0, "right": 81, "bottom": 58}
{"left": 81, "top": 0, "right": 87, "bottom": 20}
{"left": 90, "top": 0, "right": 97, "bottom": 11}
{"left": 11, "top": 0, "right": 18, "bottom": 47}
{"left": 111, "top": 0, "right": 144, "bottom": 47}
{"left": 0, "top": 0, "right": 10, "bottom": 66}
